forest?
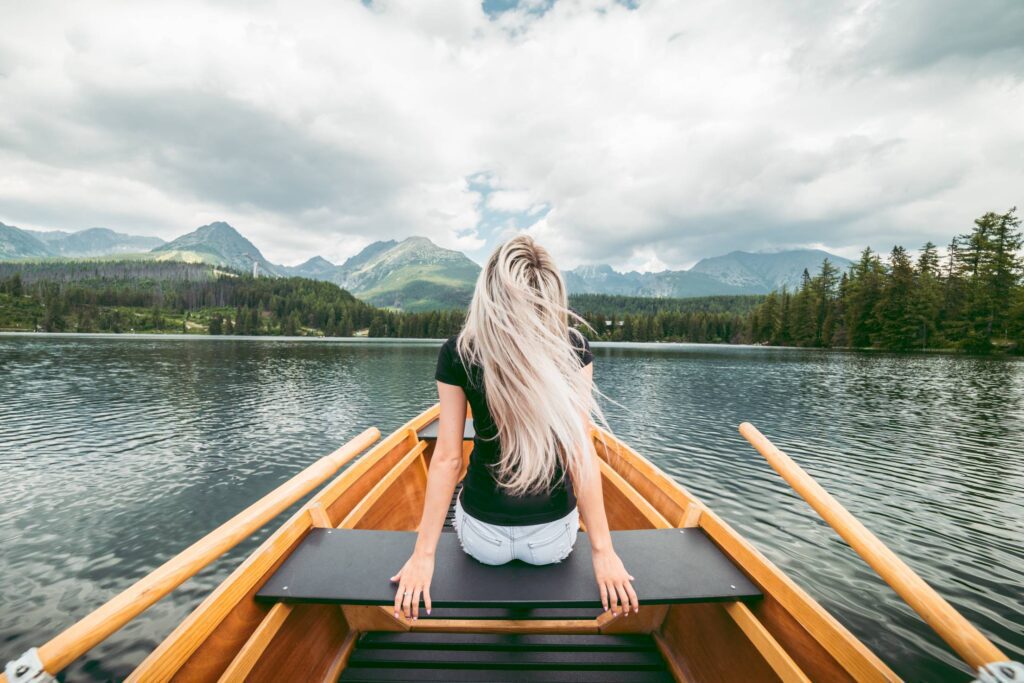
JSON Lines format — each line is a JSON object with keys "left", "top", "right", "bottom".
{"left": 1, "top": 208, "right": 1020, "bottom": 353}
{"left": 744, "top": 208, "right": 1023, "bottom": 353}
{"left": 0, "top": 263, "right": 468, "bottom": 339}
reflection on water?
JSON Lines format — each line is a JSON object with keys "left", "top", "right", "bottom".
{"left": 0, "top": 336, "right": 1021, "bottom": 681}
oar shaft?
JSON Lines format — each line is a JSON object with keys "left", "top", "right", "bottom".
{"left": 739, "top": 422, "right": 1006, "bottom": 671}
{"left": 11, "top": 427, "right": 380, "bottom": 680}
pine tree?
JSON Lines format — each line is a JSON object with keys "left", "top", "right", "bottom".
{"left": 913, "top": 242, "right": 943, "bottom": 349}
{"left": 984, "top": 208, "right": 1023, "bottom": 341}
{"left": 846, "top": 248, "right": 885, "bottom": 347}
{"left": 875, "top": 246, "right": 917, "bottom": 350}
{"left": 813, "top": 259, "right": 840, "bottom": 346}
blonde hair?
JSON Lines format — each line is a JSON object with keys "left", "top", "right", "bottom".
{"left": 456, "top": 235, "right": 609, "bottom": 497}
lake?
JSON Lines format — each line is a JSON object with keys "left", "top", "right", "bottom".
{"left": 0, "top": 335, "right": 1021, "bottom": 681}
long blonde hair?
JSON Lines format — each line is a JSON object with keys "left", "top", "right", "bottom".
{"left": 457, "top": 235, "right": 608, "bottom": 497}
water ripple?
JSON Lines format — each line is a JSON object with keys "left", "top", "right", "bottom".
{"left": 0, "top": 336, "right": 1021, "bottom": 681}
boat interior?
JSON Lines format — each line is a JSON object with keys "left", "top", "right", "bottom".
{"left": 121, "top": 404, "right": 900, "bottom": 683}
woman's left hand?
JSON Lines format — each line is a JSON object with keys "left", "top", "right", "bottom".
{"left": 591, "top": 547, "right": 638, "bottom": 616}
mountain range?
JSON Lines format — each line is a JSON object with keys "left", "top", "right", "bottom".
{"left": 1, "top": 223, "right": 165, "bottom": 258}
{"left": 0, "top": 220, "right": 851, "bottom": 311}
{"left": 564, "top": 248, "right": 850, "bottom": 296}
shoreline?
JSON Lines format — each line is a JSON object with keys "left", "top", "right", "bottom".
{"left": 2, "top": 330, "right": 1020, "bottom": 358}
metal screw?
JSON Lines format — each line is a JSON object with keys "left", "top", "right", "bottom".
{"left": 282, "top": 586, "right": 288, "bottom": 590}
{"left": 730, "top": 585, "right": 736, "bottom": 589}
{"left": 15, "top": 666, "right": 28, "bottom": 676}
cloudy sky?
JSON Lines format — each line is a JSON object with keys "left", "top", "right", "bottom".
{"left": 1, "top": 0, "right": 1022, "bottom": 270}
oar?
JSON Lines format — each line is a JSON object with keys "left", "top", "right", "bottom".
{"left": 2, "top": 427, "right": 380, "bottom": 683}
{"left": 738, "top": 423, "right": 1020, "bottom": 680}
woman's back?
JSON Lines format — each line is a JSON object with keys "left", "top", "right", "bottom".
{"left": 434, "top": 332, "right": 593, "bottom": 525}
{"left": 392, "top": 235, "right": 637, "bottom": 622}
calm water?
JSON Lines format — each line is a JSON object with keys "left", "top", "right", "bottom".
{"left": 0, "top": 335, "right": 1021, "bottom": 681}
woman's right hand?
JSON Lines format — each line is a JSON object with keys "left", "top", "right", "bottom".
{"left": 389, "top": 550, "right": 435, "bottom": 620}
{"left": 591, "top": 547, "right": 639, "bottom": 616}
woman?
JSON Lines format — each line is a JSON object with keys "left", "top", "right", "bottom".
{"left": 389, "top": 235, "right": 639, "bottom": 622}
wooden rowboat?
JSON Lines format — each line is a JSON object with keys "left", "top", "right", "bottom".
{"left": 2, "top": 403, "right": 1015, "bottom": 682}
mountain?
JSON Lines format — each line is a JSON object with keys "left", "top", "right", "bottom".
{"left": 331, "top": 237, "right": 481, "bottom": 312}
{"left": 283, "top": 255, "right": 338, "bottom": 280}
{"left": 27, "top": 230, "right": 72, "bottom": 244}
{"left": 151, "top": 221, "right": 281, "bottom": 275}
{"left": 0, "top": 222, "right": 53, "bottom": 259}
{"left": 689, "top": 249, "right": 852, "bottom": 292}
{"left": 26, "top": 227, "right": 164, "bottom": 257}
{"left": 565, "top": 249, "right": 852, "bottom": 298}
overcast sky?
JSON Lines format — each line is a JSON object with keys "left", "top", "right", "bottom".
{"left": 1, "top": 0, "right": 1022, "bottom": 270}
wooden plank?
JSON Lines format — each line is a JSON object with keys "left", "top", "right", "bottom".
{"left": 750, "top": 595, "right": 856, "bottom": 682}
{"left": 652, "top": 630, "right": 693, "bottom": 683}
{"left": 408, "top": 620, "right": 600, "bottom": 634}
{"left": 419, "top": 607, "right": 602, "bottom": 621}
{"left": 216, "top": 603, "right": 292, "bottom": 683}
{"left": 338, "top": 440, "right": 428, "bottom": 529}
{"left": 323, "top": 630, "right": 358, "bottom": 683}
{"left": 590, "top": 427, "right": 691, "bottom": 524}
{"left": 319, "top": 427, "right": 424, "bottom": 525}
{"left": 341, "top": 605, "right": 409, "bottom": 632}
{"left": 724, "top": 602, "right": 812, "bottom": 683}
{"left": 598, "top": 604, "right": 669, "bottom": 635}
{"left": 598, "top": 458, "right": 672, "bottom": 530}
{"left": 244, "top": 604, "right": 349, "bottom": 681}
{"left": 658, "top": 602, "right": 782, "bottom": 682}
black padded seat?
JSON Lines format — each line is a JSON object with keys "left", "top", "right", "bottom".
{"left": 416, "top": 418, "right": 475, "bottom": 441}
{"left": 256, "top": 527, "right": 761, "bottom": 609}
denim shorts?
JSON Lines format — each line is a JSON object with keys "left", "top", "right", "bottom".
{"left": 453, "top": 496, "right": 580, "bottom": 566}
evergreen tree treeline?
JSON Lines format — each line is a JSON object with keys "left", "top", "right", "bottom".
{"left": 745, "top": 207, "right": 1023, "bottom": 353}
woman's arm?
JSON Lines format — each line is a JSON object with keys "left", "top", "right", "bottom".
{"left": 570, "top": 362, "right": 639, "bottom": 616}
{"left": 389, "top": 382, "right": 467, "bottom": 620}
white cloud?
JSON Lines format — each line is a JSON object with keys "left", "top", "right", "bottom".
{"left": 0, "top": 0, "right": 1021, "bottom": 269}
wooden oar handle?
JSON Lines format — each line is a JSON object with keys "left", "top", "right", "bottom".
{"left": 738, "top": 422, "right": 1007, "bottom": 672}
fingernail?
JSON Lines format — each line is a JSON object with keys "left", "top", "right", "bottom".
{"left": 427, "top": 609, "right": 431, "bottom": 615}
{"left": 413, "top": 616, "right": 417, "bottom": 621}
{"left": 394, "top": 611, "right": 399, "bottom": 617}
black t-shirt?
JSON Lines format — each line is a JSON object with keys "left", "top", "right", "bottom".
{"left": 434, "top": 331, "right": 594, "bottom": 526}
